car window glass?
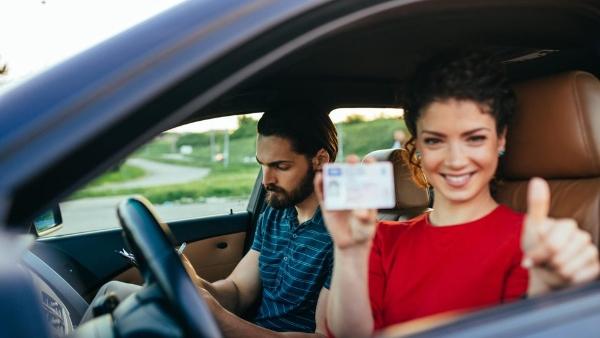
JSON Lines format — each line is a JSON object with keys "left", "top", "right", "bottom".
{"left": 329, "top": 108, "right": 407, "bottom": 160}
{"left": 52, "top": 109, "right": 406, "bottom": 237}
{"left": 54, "top": 113, "right": 262, "bottom": 237}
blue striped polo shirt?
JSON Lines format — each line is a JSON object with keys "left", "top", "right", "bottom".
{"left": 251, "top": 206, "right": 333, "bottom": 332}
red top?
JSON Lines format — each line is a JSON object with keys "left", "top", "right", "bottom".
{"left": 369, "top": 205, "right": 528, "bottom": 331}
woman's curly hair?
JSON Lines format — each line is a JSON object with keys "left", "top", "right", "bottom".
{"left": 401, "top": 50, "right": 517, "bottom": 188}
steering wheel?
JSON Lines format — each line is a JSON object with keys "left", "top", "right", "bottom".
{"left": 117, "top": 196, "right": 221, "bottom": 338}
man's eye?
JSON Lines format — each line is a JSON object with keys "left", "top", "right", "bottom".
{"left": 276, "top": 165, "right": 291, "bottom": 170}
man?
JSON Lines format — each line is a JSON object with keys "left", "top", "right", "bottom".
{"left": 184, "top": 105, "right": 338, "bottom": 337}
{"left": 391, "top": 129, "right": 406, "bottom": 149}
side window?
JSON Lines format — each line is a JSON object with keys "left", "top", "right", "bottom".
{"left": 54, "top": 114, "right": 262, "bottom": 237}
{"left": 329, "top": 108, "right": 407, "bottom": 160}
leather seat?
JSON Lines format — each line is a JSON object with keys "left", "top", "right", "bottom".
{"left": 364, "top": 148, "right": 430, "bottom": 221}
{"left": 497, "top": 71, "right": 600, "bottom": 247}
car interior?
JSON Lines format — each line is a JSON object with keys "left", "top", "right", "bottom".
{"left": 2, "top": 0, "right": 600, "bottom": 337}
{"left": 378, "top": 69, "right": 600, "bottom": 337}
{"left": 365, "top": 148, "right": 431, "bottom": 221}
{"left": 497, "top": 71, "right": 600, "bottom": 246}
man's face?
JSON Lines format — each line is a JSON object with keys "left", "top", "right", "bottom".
{"left": 256, "top": 135, "right": 315, "bottom": 209}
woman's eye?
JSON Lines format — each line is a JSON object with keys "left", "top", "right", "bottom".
{"left": 424, "top": 138, "right": 441, "bottom": 145}
{"left": 467, "top": 135, "right": 487, "bottom": 143}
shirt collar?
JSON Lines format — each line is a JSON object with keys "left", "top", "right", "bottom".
{"left": 284, "top": 206, "right": 322, "bottom": 228}
{"left": 310, "top": 207, "right": 323, "bottom": 225}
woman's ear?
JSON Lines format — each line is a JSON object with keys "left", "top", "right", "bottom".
{"left": 498, "top": 127, "right": 507, "bottom": 153}
{"left": 312, "top": 149, "right": 330, "bottom": 170}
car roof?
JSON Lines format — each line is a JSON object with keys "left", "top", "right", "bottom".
{"left": 0, "top": 0, "right": 599, "bottom": 227}
{"left": 209, "top": 0, "right": 600, "bottom": 113}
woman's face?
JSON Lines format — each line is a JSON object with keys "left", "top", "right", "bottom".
{"left": 416, "top": 99, "right": 506, "bottom": 207}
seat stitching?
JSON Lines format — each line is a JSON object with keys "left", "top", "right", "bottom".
{"left": 571, "top": 72, "right": 599, "bottom": 176}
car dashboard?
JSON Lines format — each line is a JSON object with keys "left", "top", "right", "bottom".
{"left": 21, "top": 250, "right": 88, "bottom": 337}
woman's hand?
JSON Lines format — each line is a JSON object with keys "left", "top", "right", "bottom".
{"left": 314, "top": 155, "right": 378, "bottom": 250}
{"left": 522, "top": 178, "right": 600, "bottom": 295}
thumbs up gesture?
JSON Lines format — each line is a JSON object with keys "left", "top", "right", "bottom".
{"left": 522, "top": 178, "right": 600, "bottom": 295}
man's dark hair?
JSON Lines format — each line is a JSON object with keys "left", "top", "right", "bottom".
{"left": 257, "top": 103, "right": 338, "bottom": 162}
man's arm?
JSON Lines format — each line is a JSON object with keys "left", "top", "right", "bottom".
{"left": 202, "top": 287, "right": 328, "bottom": 338}
{"left": 314, "top": 287, "right": 329, "bottom": 336}
{"left": 185, "top": 249, "right": 262, "bottom": 315}
{"left": 212, "top": 249, "right": 262, "bottom": 314}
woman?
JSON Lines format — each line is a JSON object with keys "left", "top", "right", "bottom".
{"left": 315, "top": 51, "right": 600, "bottom": 337}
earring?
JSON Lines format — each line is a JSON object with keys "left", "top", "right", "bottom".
{"left": 415, "top": 150, "right": 421, "bottom": 157}
{"left": 498, "top": 149, "right": 505, "bottom": 157}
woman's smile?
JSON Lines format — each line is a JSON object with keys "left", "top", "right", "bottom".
{"left": 417, "top": 99, "right": 506, "bottom": 207}
{"left": 440, "top": 171, "right": 476, "bottom": 188}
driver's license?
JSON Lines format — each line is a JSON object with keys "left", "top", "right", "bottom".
{"left": 323, "top": 162, "right": 395, "bottom": 210}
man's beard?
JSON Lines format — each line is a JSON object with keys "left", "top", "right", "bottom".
{"left": 265, "top": 168, "right": 316, "bottom": 209}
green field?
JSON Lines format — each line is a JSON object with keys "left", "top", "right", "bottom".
{"left": 86, "top": 164, "right": 145, "bottom": 187}
{"left": 71, "top": 163, "right": 258, "bottom": 204}
{"left": 72, "top": 117, "right": 407, "bottom": 204}
{"left": 336, "top": 118, "right": 407, "bottom": 158}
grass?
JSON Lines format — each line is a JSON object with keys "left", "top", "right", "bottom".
{"left": 86, "top": 164, "right": 145, "bottom": 187}
{"left": 337, "top": 118, "right": 407, "bottom": 158}
{"left": 71, "top": 163, "right": 259, "bottom": 204}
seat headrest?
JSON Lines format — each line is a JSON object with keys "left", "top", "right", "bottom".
{"left": 503, "top": 71, "right": 600, "bottom": 179}
{"left": 364, "top": 148, "right": 429, "bottom": 210}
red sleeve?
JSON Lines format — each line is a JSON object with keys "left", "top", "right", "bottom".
{"left": 502, "top": 218, "right": 529, "bottom": 302}
{"left": 369, "top": 222, "right": 387, "bottom": 330}
{"left": 325, "top": 317, "right": 335, "bottom": 338}
{"left": 502, "top": 256, "right": 528, "bottom": 301}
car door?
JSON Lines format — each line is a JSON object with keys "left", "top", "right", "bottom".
{"left": 0, "top": 0, "right": 343, "bottom": 329}
{"left": 29, "top": 116, "right": 267, "bottom": 312}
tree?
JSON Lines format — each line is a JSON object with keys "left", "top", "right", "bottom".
{"left": 230, "top": 115, "right": 258, "bottom": 139}
{"left": 344, "top": 114, "right": 365, "bottom": 124}
{"left": 0, "top": 54, "right": 7, "bottom": 75}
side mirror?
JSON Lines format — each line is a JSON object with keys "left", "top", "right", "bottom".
{"left": 33, "top": 207, "right": 63, "bottom": 236}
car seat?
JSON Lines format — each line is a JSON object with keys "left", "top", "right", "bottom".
{"left": 497, "top": 71, "right": 600, "bottom": 247}
{"left": 364, "top": 148, "right": 430, "bottom": 221}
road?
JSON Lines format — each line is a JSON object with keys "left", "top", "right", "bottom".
{"left": 90, "top": 158, "right": 210, "bottom": 191}
{"left": 56, "top": 196, "right": 248, "bottom": 236}
{"left": 51, "top": 158, "right": 247, "bottom": 236}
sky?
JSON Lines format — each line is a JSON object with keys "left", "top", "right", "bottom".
{"left": 1, "top": 0, "right": 403, "bottom": 132}
{"left": 170, "top": 108, "right": 404, "bottom": 133}
{"left": 0, "top": 0, "right": 184, "bottom": 82}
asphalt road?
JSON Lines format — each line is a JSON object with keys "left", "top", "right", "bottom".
{"left": 50, "top": 158, "right": 248, "bottom": 236}
{"left": 90, "top": 158, "right": 209, "bottom": 191}
{"left": 55, "top": 196, "right": 248, "bottom": 236}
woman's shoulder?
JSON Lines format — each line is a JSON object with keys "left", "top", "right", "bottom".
{"left": 377, "top": 213, "right": 428, "bottom": 233}
{"left": 482, "top": 205, "right": 527, "bottom": 240}
{"left": 495, "top": 204, "right": 526, "bottom": 224}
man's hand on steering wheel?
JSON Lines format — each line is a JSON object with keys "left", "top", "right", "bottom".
{"left": 117, "top": 196, "right": 222, "bottom": 338}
